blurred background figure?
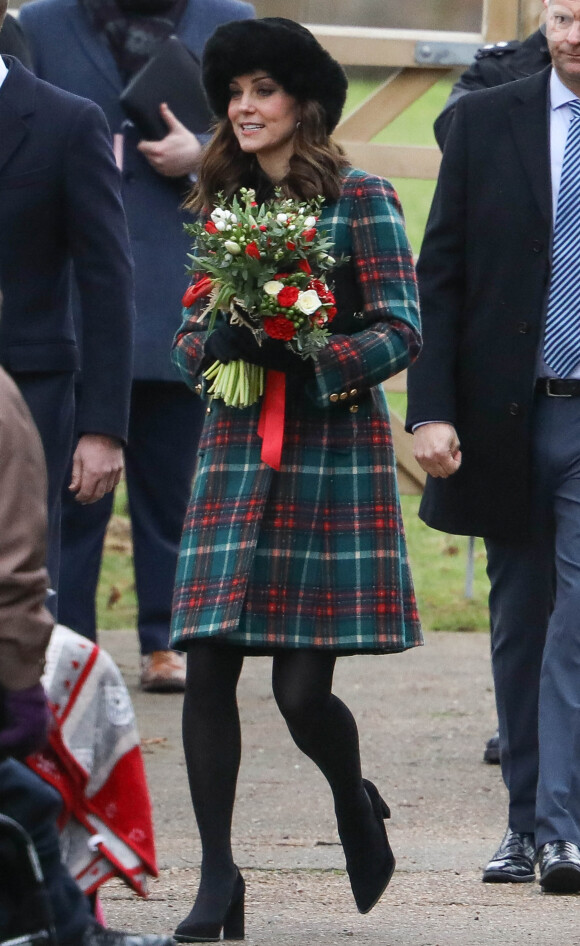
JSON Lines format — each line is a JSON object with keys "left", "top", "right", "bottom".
{"left": 19, "top": 0, "right": 254, "bottom": 693}
{"left": 0, "top": 9, "right": 32, "bottom": 66}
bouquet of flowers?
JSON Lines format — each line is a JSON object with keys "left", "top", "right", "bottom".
{"left": 182, "top": 187, "right": 339, "bottom": 408}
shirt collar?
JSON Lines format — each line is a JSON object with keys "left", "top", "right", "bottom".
{"left": 550, "top": 67, "right": 580, "bottom": 110}
{"left": 0, "top": 56, "right": 8, "bottom": 89}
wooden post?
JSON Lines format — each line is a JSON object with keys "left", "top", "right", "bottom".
{"left": 519, "top": 0, "right": 544, "bottom": 39}
{"left": 337, "top": 68, "right": 446, "bottom": 142}
{"left": 482, "top": 0, "right": 520, "bottom": 42}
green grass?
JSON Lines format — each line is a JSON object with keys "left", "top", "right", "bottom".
{"left": 96, "top": 75, "right": 492, "bottom": 635}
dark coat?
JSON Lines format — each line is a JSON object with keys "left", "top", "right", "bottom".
{"left": 406, "top": 68, "right": 553, "bottom": 541}
{"left": 0, "top": 56, "right": 133, "bottom": 441}
{"left": 0, "top": 368, "right": 53, "bottom": 692}
{"left": 434, "top": 29, "right": 550, "bottom": 149}
{"left": 171, "top": 169, "right": 423, "bottom": 653}
{"left": 0, "top": 13, "right": 32, "bottom": 69}
{"left": 20, "top": 0, "right": 254, "bottom": 382}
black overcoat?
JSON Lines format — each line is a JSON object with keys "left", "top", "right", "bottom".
{"left": 406, "top": 67, "right": 554, "bottom": 540}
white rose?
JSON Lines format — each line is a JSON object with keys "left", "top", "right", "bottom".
{"left": 304, "top": 215, "right": 317, "bottom": 228}
{"left": 224, "top": 240, "right": 242, "bottom": 255}
{"left": 276, "top": 213, "right": 288, "bottom": 223}
{"left": 214, "top": 220, "right": 227, "bottom": 232}
{"left": 264, "top": 280, "right": 285, "bottom": 296}
{"left": 295, "top": 289, "right": 322, "bottom": 316}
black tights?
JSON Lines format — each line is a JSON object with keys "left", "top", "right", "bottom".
{"left": 181, "top": 641, "right": 369, "bottom": 912}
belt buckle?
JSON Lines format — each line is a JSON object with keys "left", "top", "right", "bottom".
{"left": 545, "top": 378, "right": 572, "bottom": 397}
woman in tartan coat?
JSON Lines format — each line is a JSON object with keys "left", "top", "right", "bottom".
{"left": 170, "top": 18, "right": 422, "bottom": 941}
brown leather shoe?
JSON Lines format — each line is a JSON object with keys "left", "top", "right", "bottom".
{"left": 140, "top": 650, "right": 186, "bottom": 693}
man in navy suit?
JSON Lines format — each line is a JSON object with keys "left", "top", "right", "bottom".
{"left": 407, "top": 0, "right": 580, "bottom": 894}
{"left": 0, "top": 3, "right": 134, "bottom": 606}
{"left": 20, "top": 0, "right": 254, "bottom": 692}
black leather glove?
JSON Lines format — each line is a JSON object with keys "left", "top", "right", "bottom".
{"left": 203, "top": 322, "right": 242, "bottom": 365}
{"left": 204, "top": 322, "right": 314, "bottom": 379}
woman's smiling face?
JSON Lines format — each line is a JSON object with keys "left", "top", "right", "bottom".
{"left": 227, "top": 71, "right": 301, "bottom": 178}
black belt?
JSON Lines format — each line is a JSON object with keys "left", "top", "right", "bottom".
{"left": 536, "top": 378, "right": 580, "bottom": 397}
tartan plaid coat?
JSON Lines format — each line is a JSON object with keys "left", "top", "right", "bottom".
{"left": 170, "top": 167, "right": 423, "bottom": 653}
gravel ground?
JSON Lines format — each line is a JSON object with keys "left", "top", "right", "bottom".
{"left": 96, "top": 630, "right": 580, "bottom": 946}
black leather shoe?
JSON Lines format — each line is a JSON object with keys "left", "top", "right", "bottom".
{"left": 539, "top": 840, "right": 580, "bottom": 893}
{"left": 483, "top": 730, "right": 500, "bottom": 765}
{"left": 482, "top": 828, "right": 536, "bottom": 883}
{"left": 81, "top": 923, "right": 174, "bottom": 945}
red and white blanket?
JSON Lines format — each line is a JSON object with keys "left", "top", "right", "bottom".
{"left": 27, "top": 625, "right": 158, "bottom": 896}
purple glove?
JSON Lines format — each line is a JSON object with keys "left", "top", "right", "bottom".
{"left": 0, "top": 683, "right": 51, "bottom": 759}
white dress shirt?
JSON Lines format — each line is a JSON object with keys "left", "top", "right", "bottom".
{"left": 0, "top": 56, "right": 8, "bottom": 89}
{"left": 540, "top": 69, "right": 580, "bottom": 378}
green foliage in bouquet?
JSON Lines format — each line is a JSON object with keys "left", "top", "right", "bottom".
{"left": 182, "top": 188, "right": 340, "bottom": 407}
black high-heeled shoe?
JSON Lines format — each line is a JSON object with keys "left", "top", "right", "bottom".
{"left": 174, "top": 868, "right": 245, "bottom": 942}
{"left": 339, "top": 779, "right": 395, "bottom": 915}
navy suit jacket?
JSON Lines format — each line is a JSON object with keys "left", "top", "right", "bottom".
{"left": 20, "top": 0, "right": 254, "bottom": 382}
{"left": 0, "top": 56, "right": 134, "bottom": 440}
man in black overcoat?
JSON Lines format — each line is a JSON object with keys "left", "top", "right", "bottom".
{"left": 407, "top": 0, "right": 580, "bottom": 893}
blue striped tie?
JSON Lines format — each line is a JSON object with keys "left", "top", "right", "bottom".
{"left": 544, "top": 98, "right": 580, "bottom": 377}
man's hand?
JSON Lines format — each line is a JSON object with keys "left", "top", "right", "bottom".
{"left": 137, "top": 103, "right": 202, "bottom": 177}
{"left": 69, "top": 434, "right": 124, "bottom": 504}
{"left": 413, "top": 422, "right": 462, "bottom": 478}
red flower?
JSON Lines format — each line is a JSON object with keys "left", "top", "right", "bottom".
{"left": 297, "top": 259, "right": 312, "bottom": 275}
{"left": 204, "top": 221, "right": 219, "bottom": 234}
{"left": 182, "top": 276, "right": 213, "bottom": 307}
{"left": 275, "top": 272, "right": 291, "bottom": 280}
{"left": 245, "top": 241, "right": 261, "bottom": 259}
{"left": 259, "top": 225, "right": 268, "bottom": 231}
{"left": 263, "top": 315, "right": 296, "bottom": 340}
{"left": 326, "top": 305, "right": 338, "bottom": 321}
{"left": 277, "top": 285, "right": 300, "bottom": 307}
{"left": 308, "top": 278, "right": 328, "bottom": 297}
{"left": 286, "top": 241, "right": 296, "bottom": 251}
{"left": 302, "top": 228, "right": 316, "bottom": 242}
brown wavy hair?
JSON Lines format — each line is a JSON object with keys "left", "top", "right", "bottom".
{"left": 185, "top": 100, "right": 350, "bottom": 213}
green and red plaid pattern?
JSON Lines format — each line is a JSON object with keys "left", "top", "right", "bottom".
{"left": 170, "top": 168, "right": 422, "bottom": 654}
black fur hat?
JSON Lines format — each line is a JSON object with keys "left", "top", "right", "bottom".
{"left": 202, "top": 17, "right": 348, "bottom": 134}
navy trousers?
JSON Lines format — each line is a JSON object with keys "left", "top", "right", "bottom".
{"left": 13, "top": 372, "right": 75, "bottom": 602}
{"left": 486, "top": 393, "right": 580, "bottom": 848}
{"left": 0, "top": 759, "right": 91, "bottom": 943}
{"left": 58, "top": 379, "right": 204, "bottom": 654}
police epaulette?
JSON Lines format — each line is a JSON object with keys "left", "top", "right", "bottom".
{"left": 475, "top": 39, "right": 521, "bottom": 60}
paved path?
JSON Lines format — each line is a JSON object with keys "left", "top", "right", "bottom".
{"left": 98, "top": 629, "right": 580, "bottom": 946}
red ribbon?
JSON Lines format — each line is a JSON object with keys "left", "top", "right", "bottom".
{"left": 257, "top": 370, "right": 286, "bottom": 470}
